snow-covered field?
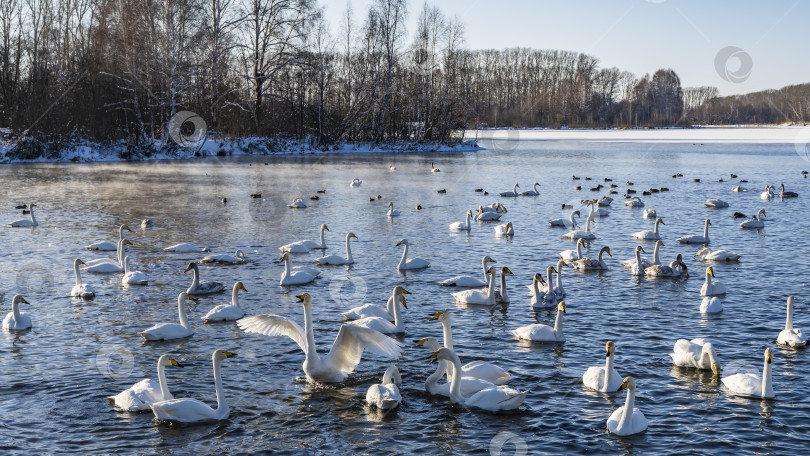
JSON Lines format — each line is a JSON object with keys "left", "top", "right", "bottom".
{"left": 472, "top": 125, "right": 810, "bottom": 144}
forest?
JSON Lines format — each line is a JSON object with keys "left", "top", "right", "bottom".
{"left": 1, "top": 0, "right": 809, "bottom": 153}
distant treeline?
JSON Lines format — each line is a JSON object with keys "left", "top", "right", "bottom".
{"left": 0, "top": 0, "right": 807, "bottom": 149}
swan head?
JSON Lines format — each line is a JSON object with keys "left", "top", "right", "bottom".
{"left": 695, "top": 247, "right": 709, "bottom": 257}
{"left": 656, "top": 240, "right": 665, "bottom": 247}
{"left": 396, "top": 239, "right": 409, "bottom": 247}
{"left": 618, "top": 376, "right": 636, "bottom": 391}
{"left": 486, "top": 266, "right": 495, "bottom": 275}
{"left": 322, "top": 224, "right": 329, "bottom": 231}
{"left": 428, "top": 347, "right": 457, "bottom": 364}
{"left": 388, "top": 202, "right": 393, "bottom": 208}
{"left": 183, "top": 262, "right": 198, "bottom": 273}
{"left": 296, "top": 293, "right": 312, "bottom": 305}
{"left": 547, "top": 266, "right": 557, "bottom": 275}
{"left": 179, "top": 292, "right": 197, "bottom": 303}
{"left": 484, "top": 256, "right": 496, "bottom": 264}
{"left": 158, "top": 355, "right": 185, "bottom": 368}
{"left": 600, "top": 246, "right": 612, "bottom": 256}
{"left": 467, "top": 210, "right": 472, "bottom": 217}
{"left": 787, "top": 296, "right": 795, "bottom": 308}
{"left": 765, "top": 347, "right": 773, "bottom": 364}
{"left": 213, "top": 350, "right": 237, "bottom": 362}
{"left": 122, "top": 224, "right": 132, "bottom": 232}
{"left": 499, "top": 204, "right": 508, "bottom": 213}
{"left": 235, "top": 281, "right": 247, "bottom": 292}
{"left": 430, "top": 310, "right": 450, "bottom": 322}
{"left": 606, "top": 340, "right": 615, "bottom": 357}
{"left": 706, "top": 266, "right": 715, "bottom": 277}
{"left": 235, "top": 250, "right": 245, "bottom": 258}
{"left": 557, "top": 260, "right": 568, "bottom": 268}
{"left": 393, "top": 286, "right": 410, "bottom": 297}
{"left": 533, "top": 273, "right": 546, "bottom": 285}
{"left": 706, "top": 219, "right": 712, "bottom": 226}
{"left": 74, "top": 258, "right": 85, "bottom": 267}
{"left": 557, "top": 301, "right": 566, "bottom": 313}
{"left": 505, "top": 222, "right": 513, "bottom": 230}
{"left": 280, "top": 252, "right": 290, "bottom": 262}
{"left": 656, "top": 218, "right": 665, "bottom": 225}
{"left": 414, "top": 337, "right": 440, "bottom": 351}
{"left": 347, "top": 232, "right": 357, "bottom": 240}
{"left": 636, "top": 246, "right": 646, "bottom": 254}
{"left": 577, "top": 239, "right": 585, "bottom": 247}
{"left": 11, "top": 295, "right": 28, "bottom": 305}
{"left": 573, "top": 210, "right": 581, "bottom": 218}
{"left": 124, "top": 239, "right": 133, "bottom": 246}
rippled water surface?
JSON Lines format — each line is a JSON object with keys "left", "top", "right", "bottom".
{"left": 1, "top": 140, "right": 809, "bottom": 455}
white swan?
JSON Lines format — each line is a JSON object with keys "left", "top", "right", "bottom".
{"left": 632, "top": 218, "right": 664, "bottom": 240}
{"left": 606, "top": 377, "right": 648, "bottom": 436}
{"left": 777, "top": 296, "right": 807, "bottom": 347}
{"left": 474, "top": 206, "right": 503, "bottom": 221}
{"left": 559, "top": 239, "right": 585, "bottom": 261}
{"left": 430, "top": 348, "right": 527, "bottom": 412}
{"left": 449, "top": 210, "right": 472, "bottom": 231}
{"left": 280, "top": 224, "right": 329, "bottom": 253}
{"left": 642, "top": 208, "right": 656, "bottom": 219}
{"left": 416, "top": 337, "right": 503, "bottom": 396}
{"left": 185, "top": 262, "right": 224, "bottom": 294}
{"left": 3, "top": 295, "right": 32, "bottom": 330}
{"left": 705, "top": 198, "right": 729, "bottom": 208}
{"left": 721, "top": 348, "right": 774, "bottom": 399}
{"left": 553, "top": 259, "right": 568, "bottom": 298}
{"left": 238, "top": 293, "right": 403, "bottom": 383}
{"left": 70, "top": 259, "right": 95, "bottom": 299}
{"left": 151, "top": 350, "right": 236, "bottom": 423}
{"left": 521, "top": 182, "right": 540, "bottom": 196}
{"left": 199, "top": 250, "right": 246, "bottom": 264}
{"left": 341, "top": 293, "right": 405, "bottom": 322}
{"left": 140, "top": 293, "right": 196, "bottom": 341}
{"left": 141, "top": 219, "right": 154, "bottom": 228}
{"left": 678, "top": 219, "right": 711, "bottom": 244}
{"left": 499, "top": 183, "right": 520, "bottom": 197}
{"left": 778, "top": 183, "right": 798, "bottom": 198}
{"left": 280, "top": 252, "right": 319, "bottom": 285}
{"left": 493, "top": 266, "right": 514, "bottom": 304}
{"left": 628, "top": 246, "right": 647, "bottom": 276}
{"left": 122, "top": 256, "right": 149, "bottom": 286}
{"left": 588, "top": 199, "right": 609, "bottom": 217}
{"left": 366, "top": 365, "right": 402, "bottom": 410}
{"left": 289, "top": 198, "right": 307, "bottom": 208}
{"left": 203, "top": 282, "right": 247, "bottom": 322}
{"left": 494, "top": 222, "right": 514, "bottom": 236}
{"left": 583, "top": 341, "right": 623, "bottom": 392}
{"left": 164, "top": 243, "right": 210, "bottom": 253}
{"left": 644, "top": 255, "right": 687, "bottom": 278}
{"left": 549, "top": 210, "right": 580, "bottom": 228}
{"left": 700, "top": 297, "right": 723, "bottom": 313}
{"left": 695, "top": 247, "right": 741, "bottom": 262}
{"left": 387, "top": 202, "right": 400, "bottom": 217}
{"left": 430, "top": 310, "right": 511, "bottom": 384}
{"left": 740, "top": 209, "right": 766, "bottom": 229}
{"left": 109, "top": 355, "right": 183, "bottom": 411}
{"left": 430, "top": 162, "right": 440, "bottom": 172}
{"left": 625, "top": 197, "right": 644, "bottom": 207}
{"left": 561, "top": 215, "right": 596, "bottom": 240}
{"left": 512, "top": 302, "right": 566, "bottom": 342}
{"left": 348, "top": 287, "right": 409, "bottom": 335}
{"left": 86, "top": 224, "right": 132, "bottom": 250}
{"left": 9, "top": 203, "right": 37, "bottom": 227}
{"left": 85, "top": 239, "right": 130, "bottom": 273}
{"left": 760, "top": 185, "right": 774, "bottom": 200}
{"left": 350, "top": 178, "right": 362, "bottom": 187}
{"left": 479, "top": 203, "right": 507, "bottom": 214}
{"left": 439, "top": 256, "right": 495, "bottom": 287}
{"left": 670, "top": 338, "right": 720, "bottom": 374}
{"left": 623, "top": 240, "right": 663, "bottom": 269}
{"left": 700, "top": 267, "right": 726, "bottom": 296}
{"left": 452, "top": 267, "right": 496, "bottom": 305}
{"left": 529, "top": 267, "right": 557, "bottom": 308}
{"left": 315, "top": 232, "right": 357, "bottom": 265}
{"left": 572, "top": 246, "right": 611, "bottom": 271}
{"left": 732, "top": 185, "right": 748, "bottom": 192}
{"left": 396, "top": 239, "right": 429, "bottom": 271}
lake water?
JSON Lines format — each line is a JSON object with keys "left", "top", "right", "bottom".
{"left": 0, "top": 139, "right": 808, "bottom": 455}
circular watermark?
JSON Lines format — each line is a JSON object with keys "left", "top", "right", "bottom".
{"left": 248, "top": 196, "right": 290, "bottom": 224}
{"left": 15, "top": 261, "right": 55, "bottom": 297}
{"left": 723, "top": 359, "right": 759, "bottom": 378}
{"left": 168, "top": 111, "right": 207, "bottom": 148}
{"left": 407, "top": 48, "right": 440, "bottom": 77}
{"left": 714, "top": 46, "right": 752, "bottom": 83}
{"left": 96, "top": 346, "right": 135, "bottom": 380}
{"left": 793, "top": 127, "right": 810, "bottom": 162}
{"left": 479, "top": 129, "right": 521, "bottom": 153}
{"left": 328, "top": 275, "right": 368, "bottom": 307}
{"left": 490, "top": 431, "right": 528, "bottom": 456}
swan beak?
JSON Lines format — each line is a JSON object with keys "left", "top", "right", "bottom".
{"left": 125, "top": 240, "right": 133, "bottom": 245}
{"left": 708, "top": 220, "right": 712, "bottom": 225}
{"left": 350, "top": 234, "right": 358, "bottom": 239}
{"left": 605, "top": 248, "right": 612, "bottom": 256}
{"left": 489, "top": 258, "right": 497, "bottom": 263}
{"left": 224, "top": 351, "right": 237, "bottom": 358}
{"left": 400, "top": 288, "right": 411, "bottom": 295}
{"left": 430, "top": 311, "right": 442, "bottom": 320}
{"left": 660, "top": 220, "right": 665, "bottom": 225}
{"left": 550, "top": 267, "right": 558, "bottom": 274}
{"left": 170, "top": 359, "right": 184, "bottom": 368}
{"left": 766, "top": 353, "right": 772, "bottom": 364}
{"left": 240, "top": 283, "right": 248, "bottom": 292}
{"left": 401, "top": 298, "right": 408, "bottom": 309}
{"left": 559, "top": 302, "right": 566, "bottom": 313}
{"left": 639, "top": 247, "right": 646, "bottom": 253}
{"left": 414, "top": 338, "right": 426, "bottom": 345}
{"left": 188, "top": 296, "right": 198, "bottom": 302}
{"left": 184, "top": 264, "right": 193, "bottom": 273}
{"left": 428, "top": 350, "right": 440, "bottom": 363}
{"left": 296, "top": 294, "right": 306, "bottom": 303}
{"left": 712, "top": 364, "right": 720, "bottom": 377}
{"left": 396, "top": 241, "right": 403, "bottom": 246}
{"left": 504, "top": 267, "right": 514, "bottom": 275}
{"left": 619, "top": 380, "right": 628, "bottom": 391}
{"left": 20, "top": 297, "right": 29, "bottom": 304}
{"left": 560, "top": 261, "right": 568, "bottom": 267}
{"left": 324, "top": 225, "right": 329, "bottom": 231}
{"left": 78, "top": 259, "right": 85, "bottom": 265}
{"left": 124, "top": 225, "right": 132, "bottom": 232}
{"left": 708, "top": 268, "right": 715, "bottom": 277}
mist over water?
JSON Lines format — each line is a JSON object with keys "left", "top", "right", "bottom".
{"left": 0, "top": 141, "right": 808, "bottom": 455}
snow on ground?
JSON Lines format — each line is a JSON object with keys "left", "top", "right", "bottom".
{"left": 471, "top": 125, "right": 810, "bottom": 144}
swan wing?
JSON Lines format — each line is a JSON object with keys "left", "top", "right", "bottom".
{"left": 323, "top": 324, "right": 403, "bottom": 375}
{"left": 439, "top": 276, "right": 486, "bottom": 287}
{"left": 582, "top": 366, "right": 606, "bottom": 390}
{"left": 151, "top": 398, "right": 217, "bottom": 423}
{"left": 238, "top": 314, "right": 306, "bottom": 352}
{"left": 722, "top": 373, "right": 761, "bottom": 396}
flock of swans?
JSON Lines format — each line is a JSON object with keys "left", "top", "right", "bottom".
{"left": 2, "top": 169, "right": 806, "bottom": 437}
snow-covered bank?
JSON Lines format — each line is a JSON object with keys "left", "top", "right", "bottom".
{"left": 471, "top": 125, "right": 810, "bottom": 144}
{"left": 0, "top": 133, "right": 482, "bottom": 164}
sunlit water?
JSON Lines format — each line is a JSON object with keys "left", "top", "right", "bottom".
{"left": 0, "top": 140, "right": 808, "bottom": 455}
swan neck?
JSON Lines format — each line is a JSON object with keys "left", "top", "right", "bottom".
{"left": 231, "top": 285, "right": 240, "bottom": 307}
{"left": 703, "top": 220, "right": 710, "bottom": 239}
{"left": 499, "top": 272, "right": 508, "bottom": 300}
{"left": 569, "top": 212, "right": 576, "bottom": 226}
{"left": 191, "top": 264, "right": 200, "bottom": 287}
{"left": 653, "top": 243, "right": 660, "bottom": 264}
{"left": 576, "top": 242, "right": 582, "bottom": 257}
{"left": 441, "top": 318, "right": 454, "bottom": 350}
{"left": 157, "top": 360, "right": 171, "bottom": 400}
{"left": 762, "top": 357, "right": 773, "bottom": 397}
{"left": 620, "top": 386, "right": 635, "bottom": 429}
{"left": 74, "top": 261, "right": 82, "bottom": 286}
{"left": 481, "top": 258, "right": 489, "bottom": 282}
{"left": 391, "top": 291, "right": 402, "bottom": 327}
{"left": 555, "top": 265, "right": 563, "bottom": 289}
{"left": 585, "top": 215, "right": 592, "bottom": 232}
{"left": 123, "top": 257, "right": 130, "bottom": 274}
{"left": 11, "top": 298, "right": 22, "bottom": 322}
{"left": 604, "top": 352, "right": 615, "bottom": 391}
{"left": 29, "top": 206, "right": 36, "bottom": 224}
{"left": 303, "top": 302, "right": 317, "bottom": 362}
{"left": 178, "top": 297, "right": 190, "bottom": 330}
{"left": 345, "top": 235, "right": 353, "bottom": 262}
{"left": 212, "top": 355, "right": 228, "bottom": 415}
{"left": 284, "top": 256, "right": 292, "bottom": 276}
{"left": 319, "top": 226, "right": 326, "bottom": 245}
{"left": 446, "top": 352, "right": 464, "bottom": 401}
{"left": 118, "top": 225, "right": 126, "bottom": 240}
{"left": 554, "top": 306, "right": 564, "bottom": 333}
{"left": 786, "top": 300, "right": 794, "bottom": 330}
{"left": 425, "top": 359, "right": 446, "bottom": 390}
{"left": 546, "top": 268, "right": 554, "bottom": 291}
{"left": 654, "top": 220, "right": 660, "bottom": 235}
{"left": 486, "top": 269, "right": 496, "bottom": 301}
{"left": 532, "top": 276, "right": 541, "bottom": 296}
{"left": 398, "top": 244, "right": 409, "bottom": 269}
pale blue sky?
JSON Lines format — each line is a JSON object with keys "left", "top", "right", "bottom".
{"left": 321, "top": 0, "right": 809, "bottom": 96}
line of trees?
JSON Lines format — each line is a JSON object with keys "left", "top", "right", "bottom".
{"left": 0, "top": 0, "right": 807, "bottom": 151}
